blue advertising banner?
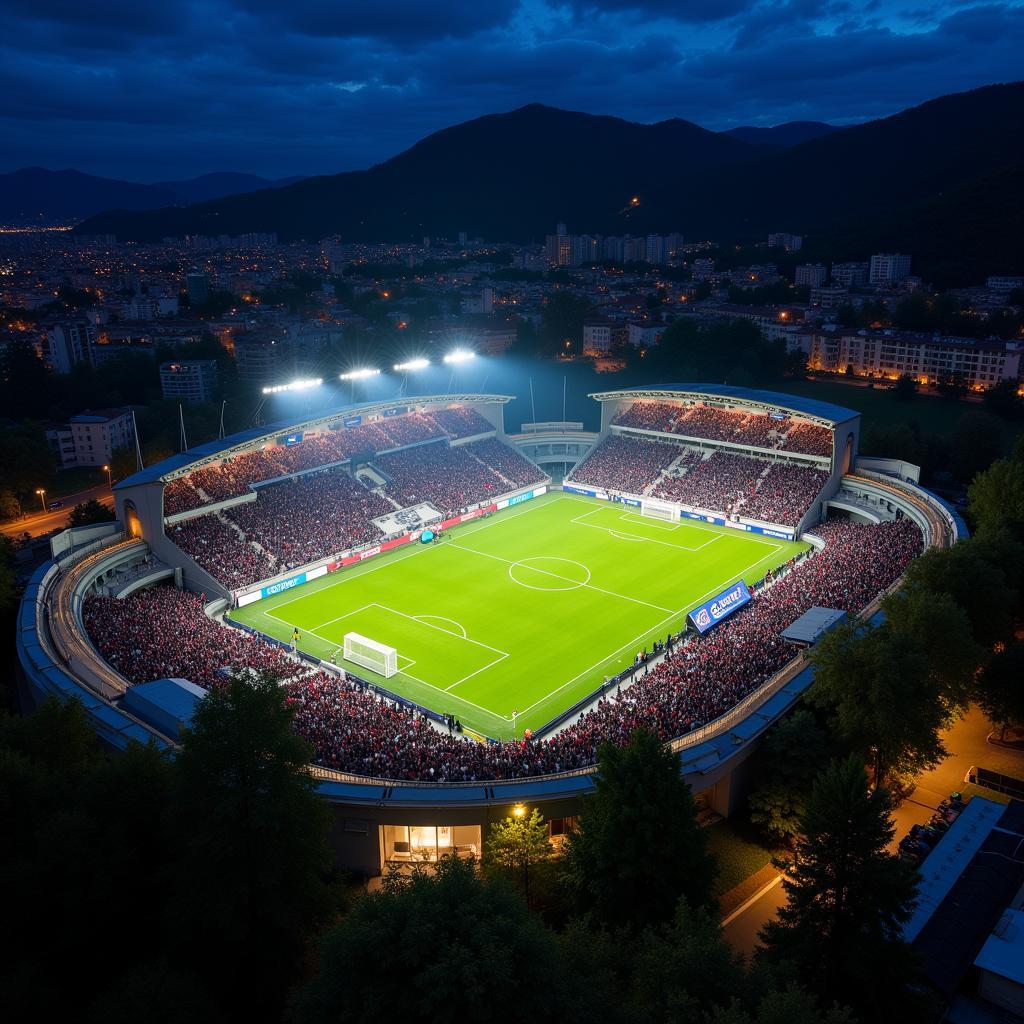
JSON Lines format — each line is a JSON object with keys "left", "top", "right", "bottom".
{"left": 343, "top": 415, "right": 362, "bottom": 428}
{"left": 687, "top": 580, "right": 752, "bottom": 634}
{"left": 260, "top": 572, "right": 307, "bottom": 599}
{"left": 283, "top": 432, "right": 304, "bottom": 446}
{"left": 563, "top": 484, "right": 599, "bottom": 498}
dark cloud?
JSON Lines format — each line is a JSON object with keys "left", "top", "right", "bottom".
{"left": 1, "top": 0, "right": 1021, "bottom": 179}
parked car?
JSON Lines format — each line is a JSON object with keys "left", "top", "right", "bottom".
{"left": 47, "top": 500, "right": 64, "bottom": 510}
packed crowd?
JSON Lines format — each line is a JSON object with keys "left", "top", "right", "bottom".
{"left": 228, "top": 471, "right": 394, "bottom": 569}
{"left": 571, "top": 435, "right": 826, "bottom": 526}
{"left": 467, "top": 437, "right": 548, "bottom": 488}
{"left": 782, "top": 421, "right": 834, "bottom": 456}
{"left": 613, "top": 401, "right": 833, "bottom": 456}
{"left": 570, "top": 434, "right": 682, "bottom": 494}
{"left": 653, "top": 450, "right": 768, "bottom": 511}
{"left": 739, "top": 464, "right": 829, "bottom": 526}
{"left": 430, "top": 407, "right": 494, "bottom": 439}
{"left": 83, "top": 586, "right": 309, "bottom": 689}
{"left": 162, "top": 407, "right": 496, "bottom": 516}
{"left": 379, "top": 440, "right": 540, "bottom": 516}
{"left": 85, "top": 516, "right": 921, "bottom": 781}
{"left": 172, "top": 513, "right": 278, "bottom": 590}
{"left": 169, "top": 439, "right": 546, "bottom": 588}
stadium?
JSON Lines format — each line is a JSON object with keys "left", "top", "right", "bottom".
{"left": 17, "top": 383, "right": 966, "bottom": 876}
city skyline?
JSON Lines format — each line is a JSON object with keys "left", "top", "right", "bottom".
{"left": 3, "top": 0, "right": 1023, "bottom": 180}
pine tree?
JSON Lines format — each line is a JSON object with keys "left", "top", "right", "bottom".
{"left": 758, "top": 755, "right": 919, "bottom": 1019}
{"left": 565, "top": 728, "right": 716, "bottom": 929}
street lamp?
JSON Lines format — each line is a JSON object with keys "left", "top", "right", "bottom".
{"left": 513, "top": 803, "right": 526, "bottom": 818}
{"left": 35, "top": 488, "right": 46, "bottom": 513}
{"left": 103, "top": 464, "right": 112, "bottom": 488}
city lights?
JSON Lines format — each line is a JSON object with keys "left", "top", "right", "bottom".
{"left": 443, "top": 348, "right": 475, "bottom": 364}
{"left": 393, "top": 358, "right": 430, "bottom": 371}
{"left": 261, "top": 378, "right": 322, "bottom": 395}
{"left": 339, "top": 368, "right": 381, "bottom": 381}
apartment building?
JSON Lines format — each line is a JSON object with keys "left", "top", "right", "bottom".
{"left": 808, "top": 328, "right": 1022, "bottom": 389}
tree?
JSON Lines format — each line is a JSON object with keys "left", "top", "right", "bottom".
{"left": 68, "top": 498, "right": 116, "bottom": 528}
{"left": 748, "top": 709, "right": 831, "bottom": 845}
{"left": 484, "top": 806, "right": 553, "bottom": 904}
{"left": 880, "top": 584, "right": 981, "bottom": 718}
{"left": 938, "top": 372, "right": 969, "bottom": 400}
{"left": 628, "top": 900, "right": 753, "bottom": 1021}
{"left": 0, "top": 489, "right": 20, "bottom": 521}
{"left": 0, "top": 421, "right": 54, "bottom": 499}
{"left": 806, "top": 620, "right": 947, "bottom": 789}
{"left": 977, "top": 642, "right": 1024, "bottom": 740}
{"left": 288, "top": 856, "right": 573, "bottom": 1024}
{"left": 983, "top": 378, "right": 1023, "bottom": 419}
{"left": 903, "top": 538, "right": 1018, "bottom": 648}
{"left": 168, "top": 673, "right": 336, "bottom": 1019}
{"left": 758, "top": 756, "right": 920, "bottom": 1019}
{"left": 565, "top": 729, "right": 716, "bottom": 929}
{"left": 893, "top": 373, "right": 917, "bottom": 400}
{"left": 968, "top": 456, "right": 1024, "bottom": 540}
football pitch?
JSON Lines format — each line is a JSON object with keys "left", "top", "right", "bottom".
{"left": 229, "top": 493, "right": 808, "bottom": 740}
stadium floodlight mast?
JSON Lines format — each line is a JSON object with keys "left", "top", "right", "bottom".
{"left": 339, "top": 368, "right": 382, "bottom": 381}
{"left": 393, "top": 357, "right": 430, "bottom": 371}
{"left": 443, "top": 348, "right": 475, "bottom": 364}
{"left": 261, "top": 377, "right": 322, "bottom": 395}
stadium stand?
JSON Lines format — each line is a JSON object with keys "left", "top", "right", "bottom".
{"left": 228, "top": 471, "right": 394, "bottom": 570}
{"left": 431, "top": 407, "right": 494, "bottom": 439}
{"left": 171, "top": 513, "right": 278, "bottom": 590}
{"left": 84, "top": 517, "right": 920, "bottom": 781}
{"left": 570, "top": 434, "right": 682, "bottom": 494}
{"left": 612, "top": 401, "right": 833, "bottom": 455}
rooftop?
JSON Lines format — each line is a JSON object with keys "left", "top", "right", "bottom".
{"left": 590, "top": 383, "right": 859, "bottom": 424}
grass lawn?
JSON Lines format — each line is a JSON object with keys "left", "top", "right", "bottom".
{"left": 706, "top": 820, "right": 778, "bottom": 899}
{"left": 230, "top": 492, "right": 807, "bottom": 740}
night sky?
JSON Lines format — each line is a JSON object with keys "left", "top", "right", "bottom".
{"left": 4, "top": 0, "right": 1023, "bottom": 181}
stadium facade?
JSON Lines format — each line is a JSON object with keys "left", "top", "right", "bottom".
{"left": 17, "top": 386, "right": 966, "bottom": 876}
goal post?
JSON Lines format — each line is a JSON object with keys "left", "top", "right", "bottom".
{"left": 640, "top": 499, "right": 677, "bottom": 523}
{"left": 343, "top": 632, "right": 398, "bottom": 678}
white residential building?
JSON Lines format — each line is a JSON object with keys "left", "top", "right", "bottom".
{"left": 869, "top": 253, "right": 912, "bottom": 286}
{"left": 160, "top": 360, "right": 219, "bottom": 404}
{"left": 44, "top": 321, "right": 95, "bottom": 374}
{"left": 68, "top": 408, "right": 134, "bottom": 467}
{"left": 795, "top": 264, "right": 828, "bottom": 288}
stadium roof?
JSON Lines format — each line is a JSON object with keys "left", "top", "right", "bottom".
{"left": 780, "top": 607, "right": 847, "bottom": 646}
{"left": 589, "top": 384, "right": 859, "bottom": 424}
{"left": 114, "top": 392, "right": 513, "bottom": 489}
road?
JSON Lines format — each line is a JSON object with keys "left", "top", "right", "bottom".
{"left": 1, "top": 483, "right": 114, "bottom": 540}
{"left": 722, "top": 873, "right": 786, "bottom": 960}
{"left": 720, "top": 704, "right": 1024, "bottom": 958}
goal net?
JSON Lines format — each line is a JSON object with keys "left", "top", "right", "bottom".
{"left": 640, "top": 499, "right": 677, "bottom": 523}
{"left": 343, "top": 632, "right": 398, "bottom": 678}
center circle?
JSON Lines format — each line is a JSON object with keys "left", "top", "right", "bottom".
{"left": 507, "top": 556, "right": 592, "bottom": 592}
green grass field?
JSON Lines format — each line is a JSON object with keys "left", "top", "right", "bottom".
{"left": 229, "top": 492, "right": 807, "bottom": 739}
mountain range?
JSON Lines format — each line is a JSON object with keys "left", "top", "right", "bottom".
{"left": 0, "top": 168, "right": 303, "bottom": 223}
{"left": 68, "top": 82, "right": 1024, "bottom": 283}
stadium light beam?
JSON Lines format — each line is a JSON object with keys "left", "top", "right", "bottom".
{"left": 443, "top": 348, "right": 475, "bottom": 365}
{"left": 339, "top": 368, "right": 382, "bottom": 381}
{"left": 393, "top": 357, "right": 430, "bottom": 372}
{"left": 261, "top": 377, "right": 322, "bottom": 395}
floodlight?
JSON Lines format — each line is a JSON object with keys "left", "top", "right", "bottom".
{"left": 393, "top": 358, "right": 430, "bottom": 371}
{"left": 443, "top": 349, "right": 475, "bottom": 364}
{"left": 339, "top": 368, "right": 382, "bottom": 381}
{"left": 261, "top": 377, "right": 322, "bottom": 395}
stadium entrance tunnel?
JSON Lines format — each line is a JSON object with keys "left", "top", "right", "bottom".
{"left": 507, "top": 556, "right": 591, "bottom": 592}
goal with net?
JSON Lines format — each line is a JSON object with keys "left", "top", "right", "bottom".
{"left": 640, "top": 499, "right": 677, "bottom": 523}
{"left": 342, "top": 632, "right": 398, "bottom": 678}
